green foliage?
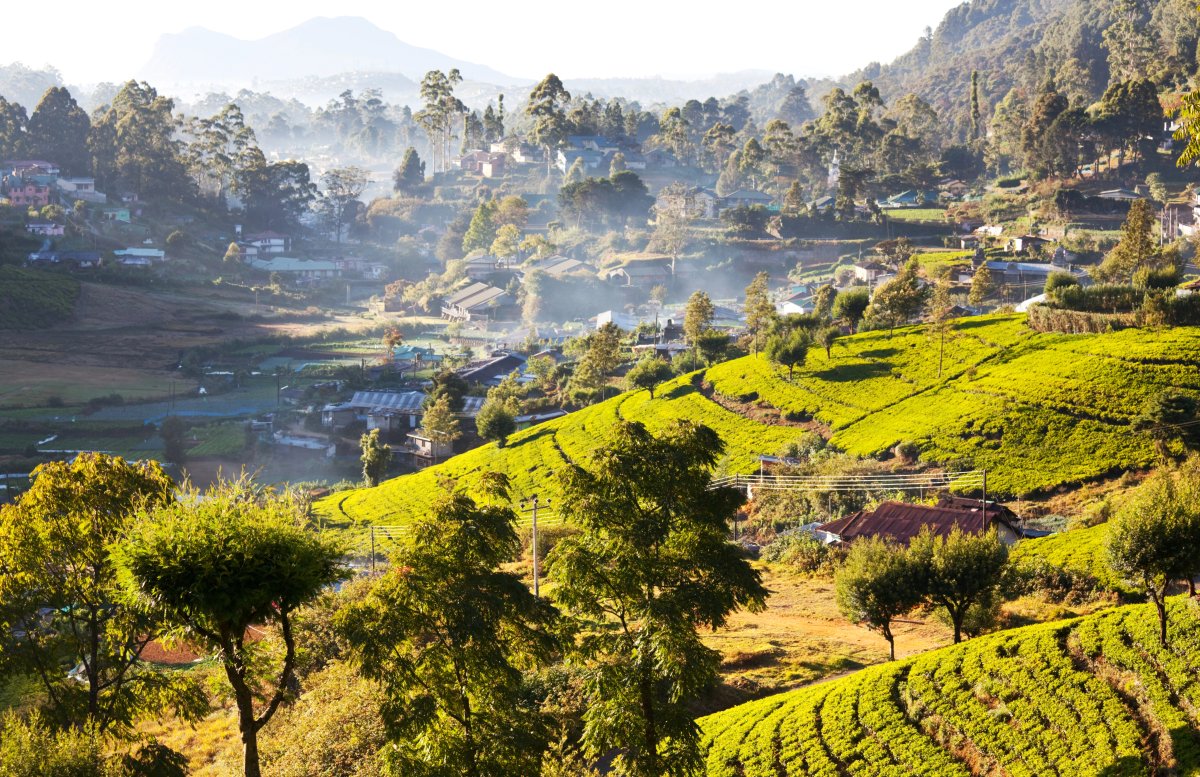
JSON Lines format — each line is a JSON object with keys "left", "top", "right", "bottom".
{"left": 764, "top": 329, "right": 809, "bottom": 380}
{"left": 0, "top": 711, "right": 114, "bottom": 776}
{"left": 909, "top": 527, "right": 1008, "bottom": 643}
{"left": 318, "top": 318, "right": 1200, "bottom": 525}
{"left": 116, "top": 482, "right": 347, "bottom": 777}
{"left": 0, "top": 454, "right": 203, "bottom": 735}
{"left": 462, "top": 200, "right": 498, "bottom": 254}
{"left": 696, "top": 329, "right": 731, "bottom": 366}
{"left": 261, "top": 661, "right": 386, "bottom": 776}
{"left": 831, "top": 287, "right": 869, "bottom": 332}
{"left": 551, "top": 421, "right": 767, "bottom": 777}
{"left": 337, "top": 483, "right": 559, "bottom": 777}
{"left": 1044, "top": 270, "right": 1080, "bottom": 295}
{"left": 420, "top": 393, "right": 463, "bottom": 446}
{"left": 360, "top": 428, "right": 392, "bottom": 488}
{"left": 743, "top": 271, "right": 778, "bottom": 344}
{"left": 393, "top": 147, "right": 425, "bottom": 192}
{"left": 625, "top": 356, "right": 675, "bottom": 399}
{"left": 703, "top": 599, "right": 1200, "bottom": 776}
{"left": 476, "top": 397, "right": 517, "bottom": 447}
{"left": 1107, "top": 464, "right": 1200, "bottom": 644}
{"left": 683, "top": 290, "right": 716, "bottom": 344}
{"left": 761, "top": 533, "right": 841, "bottom": 576}
{"left": 1095, "top": 199, "right": 1162, "bottom": 283}
{"left": 1010, "top": 523, "right": 1131, "bottom": 595}
{"left": 867, "top": 257, "right": 928, "bottom": 329}
{"left": 836, "top": 536, "right": 925, "bottom": 659}
{"left": 0, "top": 267, "right": 79, "bottom": 330}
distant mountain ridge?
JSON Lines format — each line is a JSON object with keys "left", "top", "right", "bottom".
{"left": 138, "top": 16, "right": 515, "bottom": 88}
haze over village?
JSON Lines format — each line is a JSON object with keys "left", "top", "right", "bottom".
{"left": 3, "top": 1, "right": 1200, "bottom": 775}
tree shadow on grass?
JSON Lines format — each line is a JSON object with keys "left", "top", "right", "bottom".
{"left": 810, "top": 361, "right": 891, "bottom": 383}
{"left": 661, "top": 383, "right": 698, "bottom": 401}
{"left": 510, "top": 426, "right": 555, "bottom": 448}
{"left": 856, "top": 348, "right": 900, "bottom": 359}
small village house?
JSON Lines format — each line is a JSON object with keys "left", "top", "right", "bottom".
{"left": 815, "top": 496, "right": 1023, "bottom": 546}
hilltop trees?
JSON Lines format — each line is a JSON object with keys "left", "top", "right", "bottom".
{"left": 765, "top": 327, "right": 811, "bottom": 380}
{"left": 234, "top": 150, "right": 318, "bottom": 230}
{"left": 182, "top": 103, "right": 257, "bottom": 204}
{"left": 415, "top": 69, "right": 464, "bottom": 174}
{"left": 744, "top": 271, "right": 779, "bottom": 353}
{"left": 393, "top": 147, "right": 425, "bottom": 192}
{"left": 338, "top": 480, "right": 559, "bottom": 777}
{"left": 626, "top": 356, "right": 675, "bottom": 398}
{"left": 116, "top": 482, "right": 346, "bottom": 777}
{"left": 527, "top": 74, "right": 572, "bottom": 176}
{"left": 683, "top": 290, "right": 715, "bottom": 345}
{"left": 1095, "top": 199, "right": 1161, "bottom": 282}
{"left": 868, "top": 257, "right": 928, "bottom": 330}
{"left": 26, "top": 86, "right": 91, "bottom": 175}
{"left": 476, "top": 395, "right": 518, "bottom": 448}
{"left": 90, "top": 80, "right": 190, "bottom": 199}
{"left": 968, "top": 261, "right": 995, "bottom": 307}
{"left": 551, "top": 421, "right": 767, "bottom": 776}
{"left": 832, "top": 287, "right": 870, "bottom": 333}
{"left": 0, "top": 97, "right": 28, "bottom": 160}
{"left": 318, "top": 165, "right": 370, "bottom": 243}
{"left": 558, "top": 171, "right": 654, "bottom": 229}
{"left": 0, "top": 454, "right": 203, "bottom": 734}
{"left": 420, "top": 394, "right": 463, "bottom": 449}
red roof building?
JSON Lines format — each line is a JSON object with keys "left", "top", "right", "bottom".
{"left": 816, "top": 496, "right": 1021, "bottom": 546}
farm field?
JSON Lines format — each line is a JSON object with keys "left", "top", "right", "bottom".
{"left": 699, "top": 597, "right": 1200, "bottom": 776}
{"left": 319, "top": 316, "right": 1200, "bottom": 525}
{"left": 883, "top": 207, "right": 948, "bottom": 222}
{"left": 0, "top": 267, "right": 80, "bottom": 330}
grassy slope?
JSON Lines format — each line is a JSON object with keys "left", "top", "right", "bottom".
{"left": 316, "top": 316, "right": 1200, "bottom": 524}
{"left": 700, "top": 597, "right": 1200, "bottom": 776}
{"left": 0, "top": 267, "right": 80, "bottom": 329}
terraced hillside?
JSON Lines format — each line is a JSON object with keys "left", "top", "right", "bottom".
{"left": 316, "top": 317, "right": 1200, "bottom": 525}
{"left": 700, "top": 598, "right": 1200, "bottom": 776}
{"left": 0, "top": 267, "right": 80, "bottom": 330}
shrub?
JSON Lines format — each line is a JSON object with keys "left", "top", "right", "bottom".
{"left": 761, "top": 532, "right": 842, "bottom": 576}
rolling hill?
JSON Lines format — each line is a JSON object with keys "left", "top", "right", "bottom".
{"left": 314, "top": 316, "right": 1200, "bottom": 526}
{"left": 699, "top": 597, "right": 1200, "bottom": 775}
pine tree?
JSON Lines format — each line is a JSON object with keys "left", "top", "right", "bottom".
{"left": 393, "top": 147, "right": 425, "bottom": 192}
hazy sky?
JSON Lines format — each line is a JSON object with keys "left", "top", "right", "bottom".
{"left": 6, "top": 1, "right": 964, "bottom": 83}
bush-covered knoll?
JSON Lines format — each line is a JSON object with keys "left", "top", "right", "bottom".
{"left": 709, "top": 317, "right": 1200, "bottom": 495}
{"left": 317, "top": 317, "right": 1200, "bottom": 525}
{"left": 700, "top": 598, "right": 1200, "bottom": 776}
{"left": 0, "top": 267, "right": 80, "bottom": 330}
{"left": 1009, "top": 522, "right": 1131, "bottom": 594}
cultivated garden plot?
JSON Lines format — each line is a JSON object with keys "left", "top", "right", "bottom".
{"left": 701, "top": 599, "right": 1200, "bottom": 776}
{"left": 318, "top": 316, "right": 1199, "bottom": 524}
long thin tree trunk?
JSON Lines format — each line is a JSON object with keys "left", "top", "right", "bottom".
{"left": 639, "top": 665, "right": 659, "bottom": 776}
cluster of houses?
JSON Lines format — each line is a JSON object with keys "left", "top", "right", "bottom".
{"left": 310, "top": 347, "right": 567, "bottom": 462}
{"left": 1, "top": 160, "right": 107, "bottom": 210}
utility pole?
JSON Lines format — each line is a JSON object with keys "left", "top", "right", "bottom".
{"left": 370, "top": 526, "right": 376, "bottom": 576}
{"left": 520, "top": 494, "right": 549, "bottom": 597}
